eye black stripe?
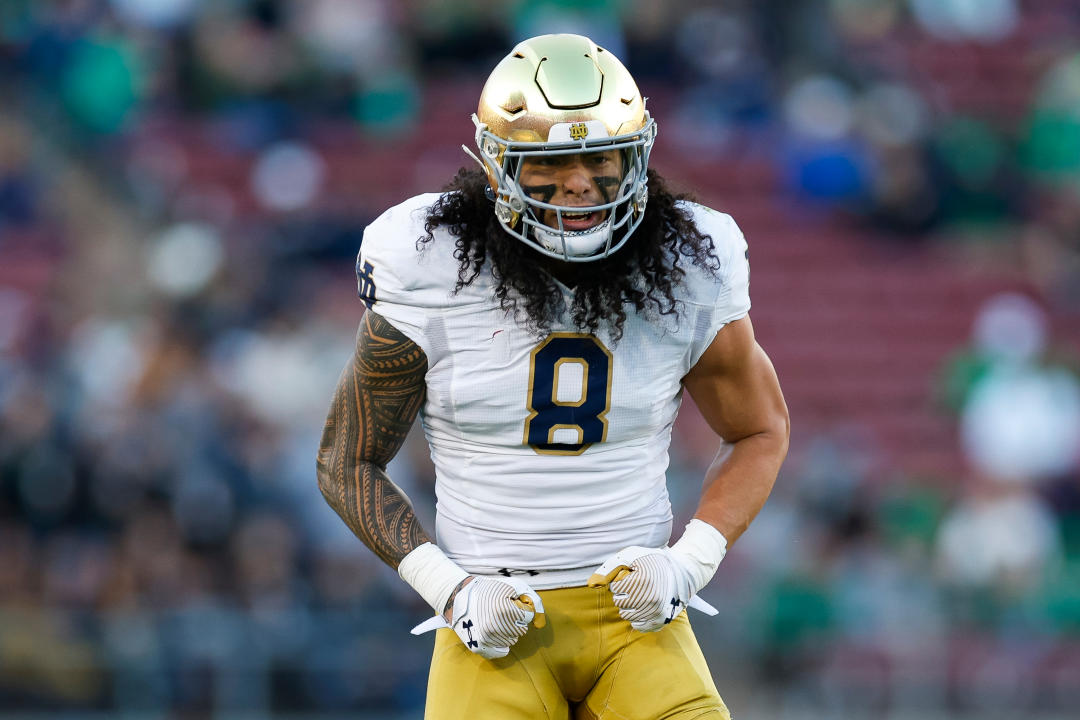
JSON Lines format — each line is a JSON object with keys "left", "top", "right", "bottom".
{"left": 593, "top": 175, "right": 619, "bottom": 203}
{"left": 521, "top": 184, "right": 556, "bottom": 203}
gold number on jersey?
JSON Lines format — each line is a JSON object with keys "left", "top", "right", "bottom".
{"left": 523, "top": 333, "right": 612, "bottom": 455}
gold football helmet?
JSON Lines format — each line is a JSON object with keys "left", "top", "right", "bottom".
{"left": 470, "top": 34, "right": 656, "bottom": 262}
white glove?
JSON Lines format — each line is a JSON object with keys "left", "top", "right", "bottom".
{"left": 444, "top": 576, "right": 545, "bottom": 659}
{"left": 397, "top": 543, "right": 545, "bottom": 659}
{"left": 589, "top": 519, "right": 728, "bottom": 632}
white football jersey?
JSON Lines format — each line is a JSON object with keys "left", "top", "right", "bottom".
{"left": 357, "top": 193, "right": 750, "bottom": 589}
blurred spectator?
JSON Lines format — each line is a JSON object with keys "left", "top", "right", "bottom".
{"left": 1016, "top": 49, "right": 1080, "bottom": 309}
{"left": 944, "top": 293, "right": 1080, "bottom": 483}
{"left": 935, "top": 293, "right": 1075, "bottom": 638}
{"left": 908, "top": 0, "right": 1019, "bottom": 42}
{"left": 250, "top": 142, "right": 326, "bottom": 213}
{"left": 829, "top": 0, "right": 904, "bottom": 46}
{"left": 510, "top": 0, "right": 625, "bottom": 58}
{"left": 1020, "top": 183, "right": 1080, "bottom": 311}
{"left": 644, "top": 2, "right": 777, "bottom": 163}
{"left": 109, "top": 0, "right": 198, "bottom": 31}
{"left": 932, "top": 115, "right": 1018, "bottom": 228}
{"left": 780, "top": 73, "right": 871, "bottom": 204}
{"left": 1024, "top": 51, "right": 1080, "bottom": 183}
{"left": 0, "top": 116, "right": 39, "bottom": 232}
{"left": 145, "top": 221, "right": 225, "bottom": 297}
{"left": 409, "top": 0, "right": 512, "bottom": 76}
{"left": 935, "top": 473, "right": 1062, "bottom": 626}
{"left": 61, "top": 31, "right": 144, "bottom": 135}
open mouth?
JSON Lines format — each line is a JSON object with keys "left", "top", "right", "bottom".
{"left": 558, "top": 209, "right": 603, "bottom": 231}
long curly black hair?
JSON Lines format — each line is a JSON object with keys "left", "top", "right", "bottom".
{"left": 421, "top": 168, "right": 720, "bottom": 341}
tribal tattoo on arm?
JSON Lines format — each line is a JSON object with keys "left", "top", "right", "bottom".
{"left": 316, "top": 310, "right": 432, "bottom": 568}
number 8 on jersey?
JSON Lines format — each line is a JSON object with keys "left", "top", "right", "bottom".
{"left": 524, "top": 333, "right": 613, "bottom": 455}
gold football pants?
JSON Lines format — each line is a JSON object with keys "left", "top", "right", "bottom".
{"left": 424, "top": 583, "right": 730, "bottom": 719}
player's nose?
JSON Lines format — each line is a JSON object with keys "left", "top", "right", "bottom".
{"left": 559, "top": 160, "right": 594, "bottom": 196}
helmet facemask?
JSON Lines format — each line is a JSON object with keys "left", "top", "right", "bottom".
{"left": 470, "top": 34, "right": 658, "bottom": 263}
{"left": 473, "top": 115, "right": 656, "bottom": 262}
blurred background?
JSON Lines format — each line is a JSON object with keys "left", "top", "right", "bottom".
{"left": 1, "top": 0, "right": 1079, "bottom": 718}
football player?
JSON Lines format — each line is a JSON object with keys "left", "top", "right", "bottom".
{"left": 317, "top": 33, "right": 789, "bottom": 719}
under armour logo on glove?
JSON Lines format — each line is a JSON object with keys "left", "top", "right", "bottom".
{"left": 588, "top": 546, "right": 704, "bottom": 632}
{"left": 665, "top": 597, "right": 682, "bottom": 624}
{"left": 461, "top": 620, "right": 479, "bottom": 648}
{"left": 447, "top": 576, "right": 545, "bottom": 659}
{"left": 589, "top": 521, "right": 729, "bottom": 633}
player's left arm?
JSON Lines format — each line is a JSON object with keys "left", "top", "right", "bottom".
{"left": 590, "top": 313, "right": 788, "bottom": 631}
{"left": 682, "top": 313, "right": 790, "bottom": 544}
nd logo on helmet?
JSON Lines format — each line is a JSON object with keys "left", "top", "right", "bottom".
{"left": 569, "top": 123, "right": 589, "bottom": 140}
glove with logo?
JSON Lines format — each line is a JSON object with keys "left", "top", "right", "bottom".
{"left": 589, "top": 519, "right": 728, "bottom": 632}
{"left": 398, "top": 543, "right": 544, "bottom": 659}
{"left": 445, "top": 576, "right": 545, "bottom": 659}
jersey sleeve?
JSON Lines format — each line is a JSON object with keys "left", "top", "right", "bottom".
{"left": 355, "top": 193, "right": 447, "bottom": 354}
{"left": 685, "top": 205, "right": 752, "bottom": 367}
{"left": 711, "top": 212, "right": 751, "bottom": 327}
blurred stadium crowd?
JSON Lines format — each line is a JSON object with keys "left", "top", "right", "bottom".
{"left": 2, "top": 0, "right": 1080, "bottom": 717}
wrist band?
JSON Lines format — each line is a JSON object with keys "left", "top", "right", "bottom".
{"left": 397, "top": 542, "right": 471, "bottom": 614}
{"left": 669, "top": 519, "right": 729, "bottom": 593}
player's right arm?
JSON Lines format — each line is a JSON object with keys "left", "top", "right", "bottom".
{"left": 315, "top": 309, "right": 432, "bottom": 568}
{"left": 316, "top": 308, "right": 543, "bottom": 657}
